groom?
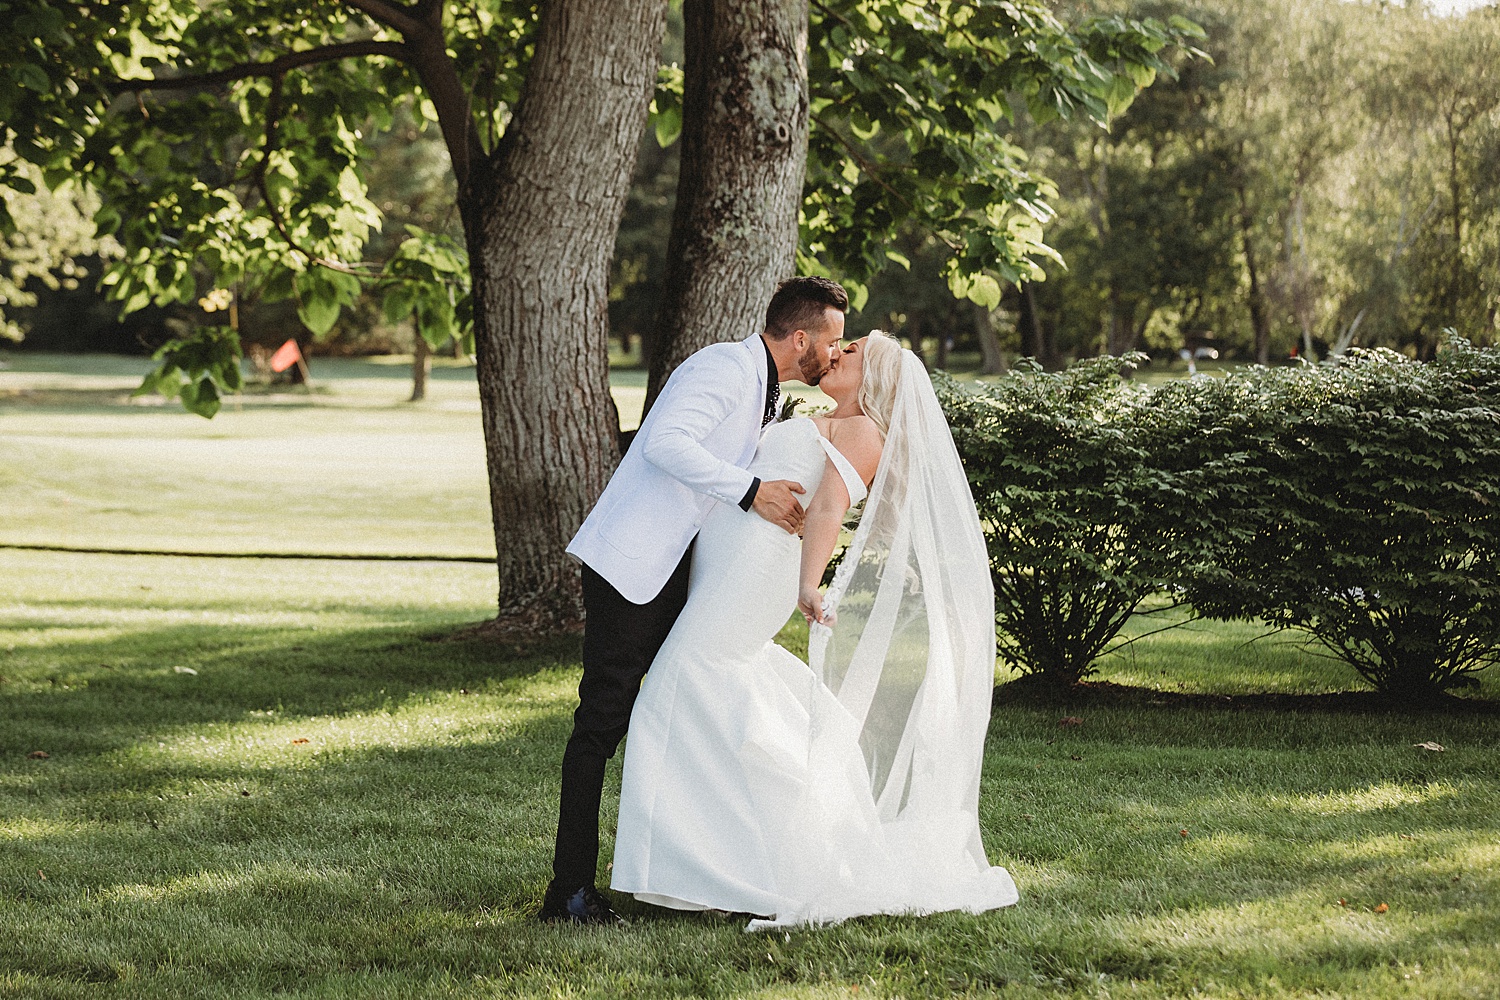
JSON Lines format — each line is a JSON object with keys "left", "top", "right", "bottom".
{"left": 539, "top": 276, "right": 849, "bottom": 924}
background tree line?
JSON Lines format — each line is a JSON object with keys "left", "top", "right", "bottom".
{"left": 624, "top": 0, "right": 1500, "bottom": 368}
{"left": 6, "top": 2, "right": 1497, "bottom": 373}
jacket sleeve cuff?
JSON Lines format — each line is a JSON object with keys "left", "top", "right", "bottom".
{"left": 738, "top": 477, "right": 761, "bottom": 512}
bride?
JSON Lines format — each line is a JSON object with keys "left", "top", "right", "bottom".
{"left": 610, "top": 331, "right": 1018, "bottom": 928}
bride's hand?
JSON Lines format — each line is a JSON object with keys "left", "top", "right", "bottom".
{"left": 799, "top": 585, "right": 834, "bottom": 626}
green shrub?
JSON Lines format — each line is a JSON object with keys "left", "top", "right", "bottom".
{"left": 1179, "top": 342, "right": 1500, "bottom": 702}
{"left": 938, "top": 357, "right": 1221, "bottom": 686}
{"left": 941, "top": 340, "right": 1500, "bottom": 700}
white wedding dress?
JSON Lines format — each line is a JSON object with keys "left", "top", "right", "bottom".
{"left": 611, "top": 415, "right": 1018, "bottom": 928}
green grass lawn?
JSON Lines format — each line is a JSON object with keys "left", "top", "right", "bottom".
{"left": 2, "top": 354, "right": 1498, "bottom": 999}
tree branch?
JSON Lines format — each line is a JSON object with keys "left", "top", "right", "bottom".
{"left": 411, "top": 0, "right": 446, "bottom": 29}
{"left": 342, "top": 0, "right": 425, "bottom": 37}
{"left": 110, "top": 40, "right": 410, "bottom": 94}
{"left": 111, "top": 7, "right": 476, "bottom": 213}
{"left": 344, "top": 0, "right": 478, "bottom": 193}
{"left": 809, "top": 111, "right": 912, "bottom": 212}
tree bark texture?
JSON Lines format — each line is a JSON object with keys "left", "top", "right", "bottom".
{"left": 466, "top": 0, "right": 667, "bottom": 623}
{"left": 642, "top": 0, "right": 810, "bottom": 414}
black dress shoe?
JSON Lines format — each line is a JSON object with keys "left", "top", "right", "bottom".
{"left": 536, "top": 883, "right": 626, "bottom": 926}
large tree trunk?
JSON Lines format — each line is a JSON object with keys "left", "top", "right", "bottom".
{"left": 642, "top": 0, "right": 810, "bottom": 414}
{"left": 466, "top": 0, "right": 667, "bottom": 625}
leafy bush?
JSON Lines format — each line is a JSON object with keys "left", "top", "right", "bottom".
{"left": 941, "top": 340, "right": 1500, "bottom": 700}
{"left": 1178, "top": 342, "right": 1500, "bottom": 702}
{"left": 938, "top": 357, "right": 1222, "bottom": 686}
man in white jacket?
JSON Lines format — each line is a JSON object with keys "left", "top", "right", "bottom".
{"left": 540, "top": 277, "right": 848, "bottom": 924}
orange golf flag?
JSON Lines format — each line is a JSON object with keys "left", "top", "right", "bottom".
{"left": 268, "top": 339, "right": 303, "bottom": 373}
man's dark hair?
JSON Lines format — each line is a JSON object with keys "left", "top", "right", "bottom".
{"left": 763, "top": 276, "right": 848, "bottom": 340}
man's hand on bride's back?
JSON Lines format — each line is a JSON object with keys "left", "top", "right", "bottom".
{"left": 752, "top": 479, "right": 806, "bottom": 535}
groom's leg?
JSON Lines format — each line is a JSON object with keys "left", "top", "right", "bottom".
{"left": 551, "top": 547, "right": 694, "bottom": 893}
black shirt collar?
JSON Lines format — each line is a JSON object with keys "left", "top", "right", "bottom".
{"left": 761, "top": 337, "right": 781, "bottom": 424}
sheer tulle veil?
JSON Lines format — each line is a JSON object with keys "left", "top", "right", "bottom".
{"left": 808, "top": 336, "right": 1002, "bottom": 877}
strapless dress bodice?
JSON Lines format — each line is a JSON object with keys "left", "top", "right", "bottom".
{"left": 748, "top": 417, "right": 867, "bottom": 507}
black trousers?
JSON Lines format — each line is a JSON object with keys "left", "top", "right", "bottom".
{"left": 550, "top": 544, "right": 694, "bottom": 892}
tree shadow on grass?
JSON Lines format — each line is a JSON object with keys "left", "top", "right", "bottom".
{"left": 994, "top": 675, "right": 1500, "bottom": 716}
{"left": 0, "top": 614, "right": 583, "bottom": 759}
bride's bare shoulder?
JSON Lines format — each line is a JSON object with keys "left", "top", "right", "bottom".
{"left": 825, "top": 415, "right": 882, "bottom": 485}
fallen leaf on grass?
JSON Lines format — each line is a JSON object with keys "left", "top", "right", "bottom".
{"left": 37, "top": 870, "right": 45, "bottom": 880}
{"left": 1374, "top": 903, "right": 1389, "bottom": 913}
{"left": 290, "top": 738, "right": 309, "bottom": 745}
{"left": 1413, "top": 742, "right": 1445, "bottom": 752}
{"left": 27, "top": 750, "right": 49, "bottom": 759}
{"left": 1179, "top": 828, "right": 1190, "bottom": 838}
{"left": 1070, "top": 754, "right": 1083, "bottom": 761}
{"left": 172, "top": 666, "right": 197, "bottom": 676}
{"left": 1059, "top": 716, "right": 1083, "bottom": 727}
{"left": 1338, "top": 898, "right": 1347, "bottom": 906}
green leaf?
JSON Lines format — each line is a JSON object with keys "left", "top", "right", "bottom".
{"left": 178, "top": 377, "right": 220, "bottom": 418}
{"left": 1168, "top": 15, "right": 1207, "bottom": 39}
{"left": 966, "top": 274, "right": 1003, "bottom": 309}
{"left": 382, "top": 283, "right": 418, "bottom": 324}
{"left": 15, "top": 63, "right": 50, "bottom": 93}
{"left": 1104, "top": 73, "right": 1139, "bottom": 118}
{"left": 415, "top": 292, "right": 456, "bottom": 348}
{"left": 653, "top": 102, "right": 682, "bottom": 148}
{"left": 947, "top": 269, "right": 972, "bottom": 300}
{"left": 848, "top": 281, "right": 869, "bottom": 313}
{"left": 651, "top": 62, "right": 685, "bottom": 148}
{"left": 131, "top": 370, "right": 162, "bottom": 399}
{"left": 298, "top": 292, "right": 342, "bottom": 337}
{"left": 294, "top": 268, "right": 361, "bottom": 338}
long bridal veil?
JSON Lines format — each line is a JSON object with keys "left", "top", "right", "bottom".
{"left": 804, "top": 346, "right": 1016, "bottom": 916}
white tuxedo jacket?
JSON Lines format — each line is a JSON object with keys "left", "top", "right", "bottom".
{"left": 567, "top": 334, "right": 769, "bottom": 604}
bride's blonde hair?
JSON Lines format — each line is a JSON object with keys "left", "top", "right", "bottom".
{"left": 857, "top": 330, "right": 904, "bottom": 437}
